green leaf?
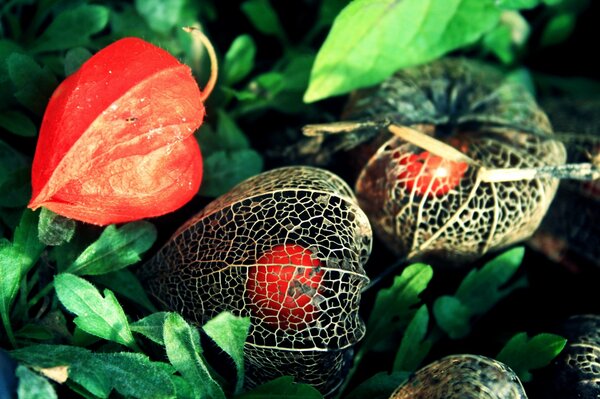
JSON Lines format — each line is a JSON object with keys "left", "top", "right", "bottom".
{"left": 13, "top": 209, "right": 45, "bottom": 274}
{"left": 241, "top": 0, "right": 286, "bottom": 42}
{"left": 11, "top": 345, "right": 176, "bottom": 399}
{"left": 345, "top": 371, "right": 410, "bottom": 399}
{"left": 497, "top": 0, "right": 541, "bottom": 9}
{"left": 483, "top": 11, "right": 530, "bottom": 65}
{"left": 135, "top": 0, "right": 185, "bottom": 34}
{"left": 540, "top": 12, "right": 576, "bottom": 47}
{"left": 15, "top": 323, "right": 54, "bottom": 341}
{"left": 392, "top": 305, "right": 433, "bottom": 372}
{"left": 0, "top": 40, "right": 23, "bottom": 110}
{"left": 0, "top": 110, "right": 37, "bottom": 137}
{"left": 237, "top": 376, "right": 323, "bottom": 399}
{"left": 31, "top": 5, "right": 110, "bottom": 53}
{"left": 64, "top": 47, "right": 92, "bottom": 76}
{"left": 203, "top": 312, "right": 250, "bottom": 394}
{"left": 0, "top": 241, "right": 21, "bottom": 345}
{"left": 200, "top": 149, "right": 264, "bottom": 197}
{"left": 496, "top": 332, "right": 567, "bottom": 382}
{"left": 38, "top": 207, "right": 76, "bottom": 246}
{"left": 54, "top": 273, "right": 137, "bottom": 349}
{"left": 131, "top": 312, "right": 169, "bottom": 345}
{"left": 316, "top": 0, "right": 349, "bottom": 28}
{"left": 92, "top": 269, "right": 158, "bottom": 313}
{"left": 224, "top": 35, "right": 257, "bottom": 85}
{"left": 65, "top": 221, "right": 157, "bottom": 276}
{"left": 455, "top": 247, "right": 526, "bottom": 315}
{"left": 163, "top": 313, "right": 226, "bottom": 399}
{"left": 16, "top": 366, "right": 58, "bottom": 399}
{"left": 363, "top": 263, "right": 433, "bottom": 351}
{"left": 432, "top": 295, "right": 472, "bottom": 339}
{"left": 7, "top": 53, "right": 57, "bottom": 115}
{"left": 0, "top": 139, "right": 30, "bottom": 208}
{"left": 304, "top": 0, "right": 500, "bottom": 102}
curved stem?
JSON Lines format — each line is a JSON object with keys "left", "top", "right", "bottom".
{"left": 183, "top": 26, "right": 219, "bottom": 102}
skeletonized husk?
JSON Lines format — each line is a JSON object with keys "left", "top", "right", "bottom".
{"left": 343, "top": 59, "right": 566, "bottom": 262}
{"left": 140, "top": 166, "right": 372, "bottom": 395}
{"left": 390, "top": 354, "right": 527, "bottom": 399}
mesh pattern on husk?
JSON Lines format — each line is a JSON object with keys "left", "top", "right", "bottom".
{"left": 390, "top": 355, "right": 527, "bottom": 399}
{"left": 550, "top": 315, "right": 600, "bottom": 398}
{"left": 342, "top": 59, "right": 565, "bottom": 262}
{"left": 140, "top": 166, "right": 372, "bottom": 394}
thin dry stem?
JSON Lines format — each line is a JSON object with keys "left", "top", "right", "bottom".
{"left": 183, "top": 26, "right": 218, "bottom": 102}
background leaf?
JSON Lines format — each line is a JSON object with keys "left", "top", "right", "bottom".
{"left": 392, "top": 305, "right": 433, "bottom": 372}
{"left": 65, "top": 222, "right": 157, "bottom": 276}
{"left": 163, "top": 312, "right": 225, "bottom": 399}
{"left": 64, "top": 47, "right": 92, "bottom": 76}
{"left": 203, "top": 312, "right": 250, "bottom": 394}
{"left": 224, "top": 35, "right": 257, "bottom": 86}
{"left": 345, "top": 371, "right": 409, "bottom": 399}
{"left": 241, "top": 0, "right": 286, "bottom": 42}
{"left": 31, "top": 5, "right": 110, "bottom": 53}
{"left": 7, "top": 53, "right": 57, "bottom": 115}
{"left": 304, "top": 0, "right": 500, "bottom": 102}
{"left": 496, "top": 332, "right": 567, "bottom": 382}
{"left": 200, "top": 149, "right": 264, "bottom": 197}
{"left": 54, "top": 274, "right": 137, "bottom": 349}
{"left": 237, "top": 376, "right": 323, "bottom": 399}
{"left": 135, "top": 0, "right": 185, "bottom": 34}
{"left": 92, "top": 269, "right": 158, "bottom": 313}
{"left": 0, "top": 111, "right": 37, "bottom": 137}
{"left": 16, "top": 365, "right": 58, "bottom": 399}
{"left": 432, "top": 295, "right": 472, "bottom": 339}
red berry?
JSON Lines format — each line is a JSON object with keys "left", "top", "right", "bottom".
{"left": 246, "top": 244, "right": 324, "bottom": 331}
{"left": 396, "top": 151, "right": 468, "bottom": 197}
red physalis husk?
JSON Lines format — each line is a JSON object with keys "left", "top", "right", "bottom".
{"left": 29, "top": 37, "right": 207, "bottom": 225}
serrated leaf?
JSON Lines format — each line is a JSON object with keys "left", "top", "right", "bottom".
{"left": 363, "top": 263, "right": 433, "bottom": 351}
{"left": 199, "top": 149, "right": 264, "bottom": 197}
{"left": 38, "top": 207, "right": 76, "bottom": 246}
{"left": 7, "top": 53, "right": 57, "bottom": 115}
{"left": 65, "top": 222, "right": 157, "bottom": 276}
{"left": 163, "top": 312, "right": 225, "bottom": 399}
{"left": 131, "top": 312, "right": 169, "bottom": 345}
{"left": 432, "top": 295, "right": 472, "bottom": 339}
{"left": 304, "top": 0, "right": 500, "bottom": 102}
{"left": 345, "top": 371, "right": 410, "bottom": 399}
{"left": 203, "top": 312, "right": 250, "bottom": 394}
{"left": 31, "top": 5, "right": 110, "bottom": 53}
{"left": 455, "top": 247, "right": 526, "bottom": 315}
{"left": 54, "top": 273, "right": 137, "bottom": 349}
{"left": 224, "top": 35, "right": 257, "bottom": 85}
{"left": 64, "top": 47, "right": 92, "bottom": 76}
{"left": 241, "top": 0, "right": 286, "bottom": 42}
{"left": 393, "top": 305, "right": 433, "bottom": 372}
{"left": 92, "top": 269, "right": 158, "bottom": 313}
{"left": 0, "top": 110, "right": 37, "bottom": 137}
{"left": 11, "top": 345, "right": 175, "bottom": 398}
{"left": 237, "top": 376, "right": 323, "bottom": 399}
{"left": 135, "top": 0, "right": 185, "bottom": 34}
{"left": 496, "top": 332, "right": 567, "bottom": 382}
{"left": 16, "top": 366, "right": 58, "bottom": 399}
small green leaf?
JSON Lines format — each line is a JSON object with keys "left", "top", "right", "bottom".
{"left": 54, "top": 273, "right": 137, "bottom": 349}
{"left": 345, "top": 371, "right": 410, "bottom": 399}
{"left": 304, "top": 0, "right": 500, "bottom": 102}
{"left": 203, "top": 312, "right": 250, "bottom": 394}
{"left": 392, "top": 305, "right": 433, "bottom": 372}
{"left": 135, "top": 0, "right": 185, "bottom": 34}
{"left": 92, "top": 269, "right": 158, "bottom": 313}
{"left": 11, "top": 345, "right": 176, "bottom": 399}
{"left": 237, "top": 376, "right": 323, "bottom": 399}
{"left": 31, "top": 5, "right": 110, "bottom": 53}
{"left": 38, "top": 207, "right": 76, "bottom": 246}
{"left": 163, "top": 313, "right": 226, "bottom": 399}
{"left": 224, "top": 35, "right": 257, "bottom": 85}
{"left": 496, "top": 332, "right": 567, "bottom": 382}
{"left": 432, "top": 295, "right": 472, "bottom": 339}
{"left": 131, "top": 312, "right": 169, "bottom": 345}
{"left": 7, "top": 53, "right": 57, "bottom": 115}
{"left": 540, "top": 12, "right": 576, "bottom": 47}
{"left": 455, "top": 247, "right": 526, "bottom": 315}
{"left": 65, "top": 222, "right": 157, "bottom": 276}
{"left": 16, "top": 366, "right": 58, "bottom": 399}
{"left": 497, "top": 0, "right": 541, "bottom": 9}
{"left": 363, "top": 263, "right": 433, "bottom": 352}
{"left": 200, "top": 149, "right": 264, "bottom": 197}
{"left": 13, "top": 209, "right": 45, "bottom": 274}
{"left": 0, "top": 111, "right": 37, "bottom": 137}
{"left": 241, "top": 0, "right": 286, "bottom": 42}
{"left": 64, "top": 47, "right": 92, "bottom": 76}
